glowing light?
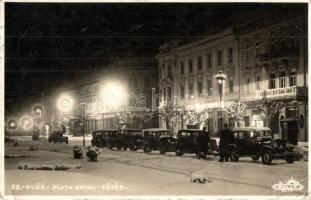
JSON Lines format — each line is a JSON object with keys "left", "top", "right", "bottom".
{"left": 33, "top": 105, "right": 44, "bottom": 116}
{"left": 100, "top": 82, "right": 126, "bottom": 107}
{"left": 20, "top": 115, "right": 34, "bottom": 130}
{"left": 57, "top": 94, "right": 74, "bottom": 112}
{"left": 7, "top": 119, "right": 17, "bottom": 129}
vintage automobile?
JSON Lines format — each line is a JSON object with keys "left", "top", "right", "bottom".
{"left": 142, "top": 128, "right": 172, "bottom": 153}
{"left": 229, "top": 127, "right": 296, "bottom": 165}
{"left": 48, "top": 131, "right": 68, "bottom": 144}
{"left": 91, "top": 129, "right": 118, "bottom": 148}
{"left": 116, "top": 128, "right": 144, "bottom": 151}
{"left": 175, "top": 129, "right": 210, "bottom": 159}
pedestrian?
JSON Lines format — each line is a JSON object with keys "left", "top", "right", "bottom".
{"left": 197, "top": 127, "right": 210, "bottom": 159}
{"left": 219, "top": 123, "right": 233, "bottom": 162}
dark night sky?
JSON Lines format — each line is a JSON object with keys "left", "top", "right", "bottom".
{"left": 5, "top": 3, "right": 307, "bottom": 114}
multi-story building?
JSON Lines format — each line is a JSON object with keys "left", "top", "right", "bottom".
{"left": 235, "top": 11, "right": 308, "bottom": 143}
{"left": 41, "top": 59, "right": 159, "bottom": 136}
{"left": 157, "top": 28, "right": 239, "bottom": 135}
{"left": 157, "top": 11, "right": 308, "bottom": 143}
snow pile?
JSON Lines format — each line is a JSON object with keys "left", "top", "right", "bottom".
{"left": 294, "top": 145, "right": 308, "bottom": 161}
{"left": 17, "top": 162, "right": 82, "bottom": 170}
{"left": 190, "top": 171, "right": 211, "bottom": 184}
{"left": 5, "top": 154, "right": 31, "bottom": 158}
{"left": 73, "top": 145, "right": 83, "bottom": 159}
{"left": 86, "top": 146, "right": 100, "bottom": 162}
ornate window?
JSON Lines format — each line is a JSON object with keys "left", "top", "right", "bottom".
{"left": 289, "top": 71, "right": 296, "bottom": 87}
{"left": 269, "top": 73, "right": 276, "bottom": 89}
{"left": 279, "top": 71, "right": 286, "bottom": 88}
{"left": 197, "top": 56, "right": 202, "bottom": 71}
{"left": 180, "top": 61, "right": 184, "bottom": 75}
{"left": 188, "top": 59, "right": 193, "bottom": 73}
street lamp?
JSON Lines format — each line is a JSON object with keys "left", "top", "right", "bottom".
{"left": 7, "top": 119, "right": 18, "bottom": 132}
{"left": 215, "top": 71, "right": 227, "bottom": 135}
{"left": 33, "top": 105, "right": 43, "bottom": 136}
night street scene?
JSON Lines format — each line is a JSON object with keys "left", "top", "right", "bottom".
{"left": 3, "top": 2, "right": 309, "bottom": 198}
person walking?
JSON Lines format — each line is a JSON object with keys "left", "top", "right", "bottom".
{"left": 219, "top": 124, "right": 233, "bottom": 162}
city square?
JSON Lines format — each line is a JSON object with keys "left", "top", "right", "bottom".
{"left": 3, "top": 2, "right": 309, "bottom": 199}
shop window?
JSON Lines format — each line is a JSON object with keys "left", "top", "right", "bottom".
{"left": 207, "top": 80, "right": 213, "bottom": 96}
{"left": 180, "top": 85, "right": 185, "bottom": 99}
{"left": 188, "top": 83, "right": 194, "bottom": 97}
{"left": 197, "top": 81, "right": 203, "bottom": 95}
{"left": 167, "top": 87, "right": 172, "bottom": 98}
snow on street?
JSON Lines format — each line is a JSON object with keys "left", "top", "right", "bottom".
{"left": 4, "top": 137, "right": 308, "bottom": 196}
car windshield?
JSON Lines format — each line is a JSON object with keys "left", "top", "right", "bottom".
{"left": 255, "top": 130, "right": 272, "bottom": 138}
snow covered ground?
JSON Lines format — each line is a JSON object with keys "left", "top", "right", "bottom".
{"left": 4, "top": 136, "right": 308, "bottom": 196}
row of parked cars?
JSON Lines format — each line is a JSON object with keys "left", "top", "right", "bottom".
{"left": 90, "top": 127, "right": 297, "bottom": 165}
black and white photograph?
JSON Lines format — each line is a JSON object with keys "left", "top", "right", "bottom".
{"left": 2, "top": 1, "right": 309, "bottom": 198}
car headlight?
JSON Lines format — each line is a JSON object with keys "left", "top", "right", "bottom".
{"left": 271, "top": 141, "right": 278, "bottom": 148}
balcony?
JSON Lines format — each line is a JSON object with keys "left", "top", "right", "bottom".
{"left": 256, "top": 86, "right": 297, "bottom": 99}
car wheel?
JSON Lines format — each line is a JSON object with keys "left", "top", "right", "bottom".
{"left": 107, "top": 142, "right": 112, "bottom": 149}
{"left": 175, "top": 149, "right": 183, "bottom": 156}
{"left": 286, "top": 155, "right": 294, "bottom": 164}
{"left": 261, "top": 151, "right": 272, "bottom": 165}
{"left": 251, "top": 156, "right": 260, "bottom": 161}
{"left": 230, "top": 150, "right": 239, "bottom": 162}
{"left": 159, "top": 145, "right": 166, "bottom": 155}
{"left": 65, "top": 140, "right": 68, "bottom": 144}
{"left": 197, "top": 152, "right": 206, "bottom": 160}
{"left": 53, "top": 141, "right": 56, "bottom": 143}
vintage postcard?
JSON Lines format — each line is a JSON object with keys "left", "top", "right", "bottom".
{"left": 1, "top": 1, "right": 309, "bottom": 200}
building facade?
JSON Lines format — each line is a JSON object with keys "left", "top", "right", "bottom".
{"left": 235, "top": 11, "right": 308, "bottom": 143}
{"left": 42, "top": 59, "right": 159, "bottom": 136}
{"left": 157, "top": 11, "right": 308, "bottom": 142}
{"left": 157, "top": 28, "right": 239, "bottom": 135}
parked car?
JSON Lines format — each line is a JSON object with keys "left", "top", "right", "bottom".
{"left": 229, "top": 127, "right": 296, "bottom": 165}
{"left": 116, "top": 128, "right": 144, "bottom": 151}
{"left": 48, "top": 131, "right": 68, "bottom": 144}
{"left": 91, "top": 129, "right": 118, "bottom": 148}
{"left": 158, "top": 134, "right": 178, "bottom": 155}
{"left": 175, "top": 129, "right": 210, "bottom": 159}
{"left": 142, "top": 128, "right": 172, "bottom": 152}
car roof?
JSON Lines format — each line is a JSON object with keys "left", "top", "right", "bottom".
{"left": 93, "top": 129, "right": 118, "bottom": 132}
{"left": 120, "top": 128, "right": 142, "bottom": 131}
{"left": 143, "top": 128, "right": 170, "bottom": 132}
{"left": 178, "top": 129, "right": 204, "bottom": 132}
{"left": 232, "top": 127, "right": 271, "bottom": 131}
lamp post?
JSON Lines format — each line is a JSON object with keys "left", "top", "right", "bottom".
{"left": 215, "top": 71, "right": 226, "bottom": 135}
{"left": 57, "top": 94, "right": 74, "bottom": 136}
{"left": 33, "top": 105, "right": 43, "bottom": 136}
{"left": 80, "top": 103, "right": 87, "bottom": 146}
